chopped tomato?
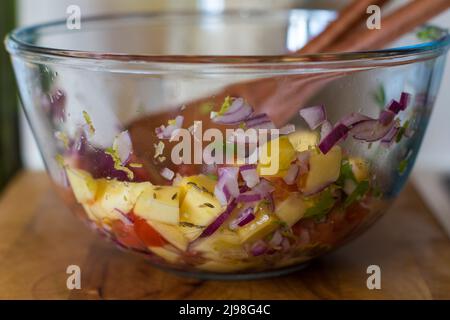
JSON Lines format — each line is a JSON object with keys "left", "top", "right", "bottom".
{"left": 111, "top": 220, "right": 146, "bottom": 250}
{"left": 133, "top": 217, "right": 167, "bottom": 247}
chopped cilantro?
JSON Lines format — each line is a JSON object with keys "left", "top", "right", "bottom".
{"left": 417, "top": 26, "right": 442, "bottom": 41}
{"left": 396, "top": 120, "right": 410, "bottom": 143}
{"left": 337, "top": 160, "right": 356, "bottom": 186}
{"left": 373, "top": 84, "right": 386, "bottom": 108}
{"left": 344, "top": 180, "right": 370, "bottom": 208}
{"left": 304, "top": 189, "right": 336, "bottom": 220}
{"left": 206, "top": 173, "right": 218, "bottom": 181}
{"left": 398, "top": 159, "right": 408, "bottom": 175}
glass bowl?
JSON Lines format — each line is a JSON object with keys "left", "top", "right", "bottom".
{"left": 5, "top": 9, "right": 450, "bottom": 279}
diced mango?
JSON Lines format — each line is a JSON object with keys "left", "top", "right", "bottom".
{"left": 94, "top": 179, "right": 151, "bottom": 219}
{"left": 146, "top": 220, "right": 188, "bottom": 251}
{"left": 257, "top": 136, "right": 296, "bottom": 177}
{"left": 299, "top": 146, "right": 342, "bottom": 195}
{"left": 275, "top": 193, "right": 306, "bottom": 227}
{"left": 66, "top": 168, "right": 98, "bottom": 203}
{"left": 191, "top": 229, "right": 246, "bottom": 261}
{"left": 236, "top": 211, "right": 279, "bottom": 243}
{"left": 288, "top": 130, "right": 319, "bottom": 152}
{"left": 177, "top": 174, "right": 217, "bottom": 201}
{"left": 349, "top": 157, "right": 370, "bottom": 182}
{"left": 134, "top": 185, "right": 181, "bottom": 225}
{"left": 180, "top": 185, "right": 222, "bottom": 229}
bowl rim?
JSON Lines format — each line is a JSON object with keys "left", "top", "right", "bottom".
{"left": 5, "top": 9, "right": 450, "bottom": 67}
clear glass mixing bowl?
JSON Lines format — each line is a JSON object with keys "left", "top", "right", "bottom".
{"left": 5, "top": 9, "right": 450, "bottom": 279}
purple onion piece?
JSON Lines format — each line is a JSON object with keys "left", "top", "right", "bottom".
{"left": 299, "top": 105, "right": 326, "bottom": 130}
{"left": 318, "top": 123, "right": 349, "bottom": 154}
{"left": 350, "top": 119, "right": 395, "bottom": 142}
{"left": 200, "top": 200, "right": 237, "bottom": 238}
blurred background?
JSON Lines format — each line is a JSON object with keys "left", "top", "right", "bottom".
{"left": 1, "top": 0, "right": 450, "bottom": 192}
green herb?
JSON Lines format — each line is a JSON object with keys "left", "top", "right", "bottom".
{"left": 304, "top": 189, "right": 336, "bottom": 220}
{"left": 206, "top": 173, "right": 218, "bottom": 181}
{"left": 152, "top": 193, "right": 157, "bottom": 199}
{"left": 398, "top": 159, "right": 408, "bottom": 175}
{"left": 396, "top": 120, "right": 410, "bottom": 143}
{"left": 417, "top": 26, "right": 442, "bottom": 41}
{"left": 337, "top": 160, "right": 356, "bottom": 186}
{"left": 344, "top": 180, "right": 370, "bottom": 208}
{"left": 373, "top": 84, "right": 386, "bottom": 108}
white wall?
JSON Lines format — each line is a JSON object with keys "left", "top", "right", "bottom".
{"left": 18, "top": 0, "right": 450, "bottom": 172}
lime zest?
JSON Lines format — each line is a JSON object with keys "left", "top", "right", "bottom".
{"left": 129, "top": 163, "right": 143, "bottom": 168}
{"left": 82, "top": 110, "right": 95, "bottom": 136}
{"left": 154, "top": 141, "right": 165, "bottom": 159}
{"left": 55, "top": 154, "right": 66, "bottom": 167}
{"left": 105, "top": 147, "right": 134, "bottom": 180}
{"left": 209, "top": 96, "right": 232, "bottom": 119}
{"left": 55, "top": 131, "right": 69, "bottom": 149}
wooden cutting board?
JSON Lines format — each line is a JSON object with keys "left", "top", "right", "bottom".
{"left": 0, "top": 171, "right": 449, "bottom": 299}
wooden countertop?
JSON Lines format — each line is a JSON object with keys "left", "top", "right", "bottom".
{"left": 0, "top": 171, "right": 449, "bottom": 300}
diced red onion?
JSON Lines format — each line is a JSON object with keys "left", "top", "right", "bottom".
{"left": 114, "top": 208, "right": 133, "bottom": 225}
{"left": 387, "top": 99, "right": 403, "bottom": 114}
{"left": 250, "top": 240, "right": 268, "bottom": 256}
{"left": 279, "top": 124, "right": 296, "bottom": 135}
{"left": 297, "top": 151, "right": 310, "bottom": 175}
{"left": 211, "top": 98, "right": 254, "bottom": 124}
{"left": 114, "top": 130, "right": 132, "bottom": 165}
{"left": 155, "top": 115, "right": 184, "bottom": 139}
{"left": 378, "top": 110, "right": 396, "bottom": 126}
{"left": 229, "top": 207, "right": 255, "bottom": 230}
{"left": 350, "top": 119, "right": 394, "bottom": 142}
{"left": 239, "top": 164, "right": 260, "bottom": 188}
{"left": 161, "top": 167, "right": 175, "bottom": 181}
{"left": 281, "top": 238, "right": 291, "bottom": 252}
{"left": 400, "top": 92, "right": 411, "bottom": 110}
{"left": 200, "top": 200, "right": 237, "bottom": 238}
{"left": 244, "top": 113, "right": 275, "bottom": 130}
{"left": 339, "top": 112, "right": 372, "bottom": 128}
{"left": 320, "top": 120, "right": 333, "bottom": 140}
{"left": 380, "top": 125, "right": 399, "bottom": 146}
{"left": 252, "top": 179, "right": 275, "bottom": 197}
{"left": 299, "top": 105, "right": 326, "bottom": 130}
{"left": 215, "top": 167, "right": 240, "bottom": 205}
{"left": 269, "top": 230, "right": 283, "bottom": 247}
{"left": 236, "top": 191, "right": 262, "bottom": 203}
{"left": 283, "top": 163, "right": 299, "bottom": 185}
{"left": 318, "top": 123, "right": 349, "bottom": 154}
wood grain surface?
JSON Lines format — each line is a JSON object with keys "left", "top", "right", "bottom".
{"left": 0, "top": 171, "right": 449, "bottom": 300}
